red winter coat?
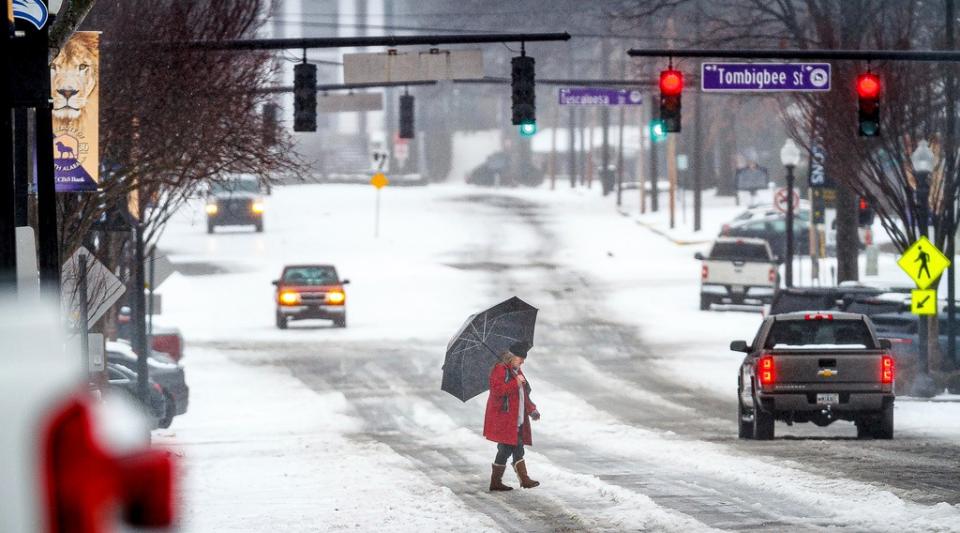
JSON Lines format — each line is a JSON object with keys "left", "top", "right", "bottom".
{"left": 483, "top": 363, "right": 536, "bottom": 446}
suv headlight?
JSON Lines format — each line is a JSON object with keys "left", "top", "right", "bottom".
{"left": 325, "top": 291, "right": 346, "bottom": 305}
{"left": 205, "top": 203, "right": 218, "bottom": 215}
{"left": 278, "top": 291, "right": 301, "bottom": 305}
{"left": 251, "top": 201, "right": 265, "bottom": 214}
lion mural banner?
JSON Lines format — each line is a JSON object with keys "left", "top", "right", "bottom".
{"left": 51, "top": 31, "right": 100, "bottom": 193}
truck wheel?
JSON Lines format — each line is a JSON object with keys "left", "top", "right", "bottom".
{"left": 255, "top": 221, "right": 264, "bottom": 232}
{"left": 276, "top": 312, "right": 288, "bottom": 329}
{"left": 874, "top": 403, "right": 894, "bottom": 439}
{"left": 855, "top": 419, "right": 873, "bottom": 439}
{"left": 752, "top": 397, "right": 775, "bottom": 440}
{"left": 737, "top": 399, "right": 753, "bottom": 439}
{"left": 207, "top": 222, "right": 215, "bottom": 234}
{"left": 700, "top": 295, "right": 711, "bottom": 311}
{"left": 333, "top": 316, "right": 347, "bottom": 328}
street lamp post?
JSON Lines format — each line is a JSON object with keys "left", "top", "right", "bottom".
{"left": 911, "top": 140, "right": 936, "bottom": 390}
{"left": 780, "top": 139, "right": 802, "bottom": 288}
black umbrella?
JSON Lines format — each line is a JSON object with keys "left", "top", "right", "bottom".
{"left": 442, "top": 296, "right": 538, "bottom": 402}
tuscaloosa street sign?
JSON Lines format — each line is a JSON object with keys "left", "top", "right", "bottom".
{"left": 558, "top": 87, "right": 643, "bottom": 106}
{"left": 701, "top": 62, "right": 831, "bottom": 92}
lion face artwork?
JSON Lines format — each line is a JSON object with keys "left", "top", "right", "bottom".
{"left": 51, "top": 31, "right": 101, "bottom": 193}
{"left": 51, "top": 32, "right": 99, "bottom": 122}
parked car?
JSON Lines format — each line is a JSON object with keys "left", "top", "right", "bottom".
{"left": 725, "top": 202, "right": 811, "bottom": 228}
{"left": 765, "top": 286, "right": 891, "bottom": 316}
{"left": 695, "top": 237, "right": 779, "bottom": 310}
{"left": 721, "top": 214, "right": 810, "bottom": 258}
{"left": 106, "top": 362, "right": 169, "bottom": 429}
{"left": 205, "top": 174, "right": 265, "bottom": 233}
{"left": 466, "top": 151, "right": 544, "bottom": 187}
{"left": 732, "top": 311, "right": 896, "bottom": 440}
{"left": 116, "top": 307, "right": 186, "bottom": 362}
{"left": 273, "top": 264, "right": 350, "bottom": 329}
{"left": 106, "top": 340, "right": 189, "bottom": 429}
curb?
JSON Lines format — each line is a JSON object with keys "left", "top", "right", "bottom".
{"left": 617, "top": 210, "right": 713, "bottom": 246}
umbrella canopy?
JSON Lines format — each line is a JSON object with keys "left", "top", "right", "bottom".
{"left": 442, "top": 296, "right": 538, "bottom": 402}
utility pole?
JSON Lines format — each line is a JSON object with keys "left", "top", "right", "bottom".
{"left": 945, "top": 0, "right": 957, "bottom": 368}
{"left": 692, "top": 10, "right": 703, "bottom": 232}
{"left": 667, "top": 134, "right": 677, "bottom": 228}
{"left": 600, "top": 38, "right": 612, "bottom": 195}
{"left": 567, "top": 42, "right": 577, "bottom": 188}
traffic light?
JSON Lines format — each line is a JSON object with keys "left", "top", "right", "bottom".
{"left": 399, "top": 94, "right": 414, "bottom": 139}
{"left": 858, "top": 197, "right": 876, "bottom": 226}
{"left": 659, "top": 68, "right": 683, "bottom": 133}
{"left": 649, "top": 119, "right": 667, "bottom": 143}
{"left": 856, "top": 72, "right": 880, "bottom": 137}
{"left": 293, "top": 63, "right": 317, "bottom": 132}
{"left": 511, "top": 55, "right": 536, "bottom": 132}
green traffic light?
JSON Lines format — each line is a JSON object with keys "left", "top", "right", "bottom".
{"left": 650, "top": 119, "right": 667, "bottom": 143}
{"left": 519, "top": 120, "right": 537, "bottom": 137}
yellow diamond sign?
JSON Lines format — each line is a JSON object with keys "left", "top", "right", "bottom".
{"left": 370, "top": 172, "right": 389, "bottom": 189}
{"left": 911, "top": 289, "right": 937, "bottom": 316}
{"left": 897, "top": 236, "right": 950, "bottom": 289}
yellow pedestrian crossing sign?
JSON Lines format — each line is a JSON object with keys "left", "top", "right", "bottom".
{"left": 370, "top": 172, "right": 389, "bottom": 189}
{"left": 897, "top": 236, "right": 950, "bottom": 289}
{"left": 911, "top": 289, "right": 937, "bottom": 315}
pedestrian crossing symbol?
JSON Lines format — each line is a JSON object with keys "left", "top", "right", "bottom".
{"left": 897, "top": 236, "right": 950, "bottom": 289}
{"left": 911, "top": 289, "right": 937, "bottom": 316}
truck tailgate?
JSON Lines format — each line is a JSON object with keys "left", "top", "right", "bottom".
{"left": 772, "top": 350, "right": 885, "bottom": 384}
{"left": 704, "top": 259, "right": 773, "bottom": 285}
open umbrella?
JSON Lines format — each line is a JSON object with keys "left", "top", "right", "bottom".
{"left": 442, "top": 296, "right": 538, "bottom": 402}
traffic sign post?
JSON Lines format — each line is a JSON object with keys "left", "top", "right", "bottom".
{"left": 701, "top": 62, "right": 831, "bottom": 92}
{"left": 370, "top": 172, "right": 389, "bottom": 238}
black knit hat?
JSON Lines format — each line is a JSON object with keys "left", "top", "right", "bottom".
{"left": 509, "top": 341, "right": 531, "bottom": 358}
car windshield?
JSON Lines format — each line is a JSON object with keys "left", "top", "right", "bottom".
{"left": 764, "top": 319, "right": 875, "bottom": 348}
{"left": 710, "top": 242, "right": 771, "bottom": 261}
{"left": 282, "top": 266, "right": 339, "bottom": 286}
{"left": 211, "top": 179, "right": 259, "bottom": 194}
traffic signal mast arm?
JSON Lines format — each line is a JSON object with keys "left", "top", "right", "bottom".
{"left": 120, "top": 33, "right": 571, "bottom": 51}
{"left": 627, "top": 47, "right": 960, "bottom": 62}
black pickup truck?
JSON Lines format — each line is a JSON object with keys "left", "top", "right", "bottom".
{"left": 732, "top": 311, "right": 895, "bottom": 440}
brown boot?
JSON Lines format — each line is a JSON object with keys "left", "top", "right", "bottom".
{"left": 489, "top": 464, "right": 513, "bottom": 491}
{"left": 513, "top": 459, "right": 540, "bottom": 488}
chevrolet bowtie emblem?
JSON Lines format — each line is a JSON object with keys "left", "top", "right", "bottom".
{"left": 818, "top": 369, "right": 837, "bottom": 377}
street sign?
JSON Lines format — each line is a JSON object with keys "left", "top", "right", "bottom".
{"left": 145, "top": 254, "right": 175, "bottom": 289}
{"left": 61, "top": 247, "right": 126, "bottom": 330}
{"left": 911, "top": 289, "right": 937, "bottom": 316}
{"left": 370, "top": 172, "right": 389, "bottom": 189}
{"left": 774, "top": 187, "right": 801, "bottom": 213}
{"left": 558, "top": 88, "right": 643, "bottom": 106}
{"left": 701, "top": 62, "right": 831, "bottom": 92}
{"left": 318, "top": 92, "right": 383, "bottom": 113}
{"left": 897, "top": 236, "right": 951, "bottom": 289}
{"left": 344, "top": 49, "right": 483, "bottom": 84}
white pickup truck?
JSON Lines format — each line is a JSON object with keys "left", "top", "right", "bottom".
{"left": 695, "top": 237, "right": 780, "bottom": 310}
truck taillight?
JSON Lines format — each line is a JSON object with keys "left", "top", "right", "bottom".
{"left": 768, "top": 267, "right": 777, "bottom": 283}
{"left": 758, "top": 355, "right": 775, "bottom": 386}
{"left": 43, "top": 396, "right": 175, "bottom": 533}
{"left": 701, "top": 265, "right": 709, "bottom": 280}
{"left": 881, "top": 355, "right": 895, "bottom": 384}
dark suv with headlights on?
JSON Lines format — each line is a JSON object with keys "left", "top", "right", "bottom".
{"left": 205, "top": 176, "right": 265, "bottom": 233}
{"left": 273, "top": 265, "right": 350, "bottom": 329}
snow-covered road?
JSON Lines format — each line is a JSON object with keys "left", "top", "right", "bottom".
{"left": 155, "top": 183, "right": 960, "bottom": 532}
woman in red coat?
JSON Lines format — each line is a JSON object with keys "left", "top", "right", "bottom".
{"left": 484, "top": 341, "right": 540, "bottom": 491}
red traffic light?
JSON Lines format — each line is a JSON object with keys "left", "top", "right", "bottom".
{"left": 660, "top": 69, "right": 684, "bottom": 96}
{"left": 856, "top": 73, "right": 881, "bottom": 99}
